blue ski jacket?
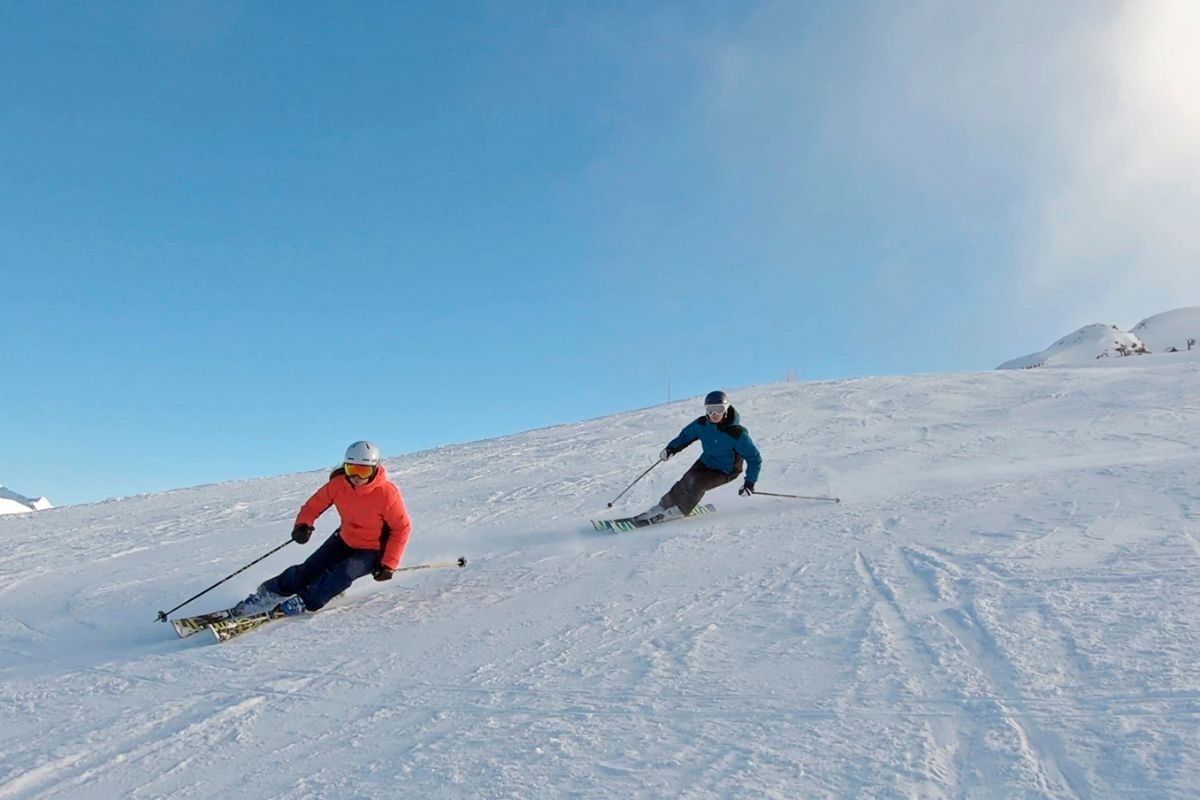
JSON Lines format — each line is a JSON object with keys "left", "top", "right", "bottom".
{"left": 666, "top": 406, "right": 762, "bottom": 483}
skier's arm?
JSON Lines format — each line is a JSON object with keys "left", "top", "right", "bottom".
{"left": 295, "top": 481, "right": 336, "bottom": 527}
{"left": 379, "top": 491, "right": 412, "bottom": 570}
{"left": 736, "top": 432, "right": 763, "bottom": 484}
{"left": 666, "top": 421, "right": 702, "bottom": 453}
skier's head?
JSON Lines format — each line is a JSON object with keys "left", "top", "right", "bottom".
{"left": 343, "top": 440, "right": 381, "bottom": 481}
{"left": 704, "top": 390, "right": 729, "bottom": 422}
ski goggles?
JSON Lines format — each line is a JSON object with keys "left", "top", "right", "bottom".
{"left": 705, "top": 403, "right": 728, "bottom": 418}
{"left": 344, "top": 462, "right": 376, "bottom": 479}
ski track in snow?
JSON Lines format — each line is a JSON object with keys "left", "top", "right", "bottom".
{"left": 1, "top": 363, "right": 1199, "bottom": 798}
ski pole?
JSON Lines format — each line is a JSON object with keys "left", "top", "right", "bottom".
{"left": 607, "top": 460, "right": 662, "bottom": 507}
{"left": 395, "top": 556, "right": 468, "bottom": 573}
{"left": 155, "top": 539, "right": 292, "bottom": 622}
{"left": 753, "top": 491, "right": 841, "bottom": 503}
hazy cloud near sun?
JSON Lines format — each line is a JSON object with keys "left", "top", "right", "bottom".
{"left": 1017, "top": 1, "right": 1200, "bottom": 323}
{"left": 693, "top": 1, "right": 1199, "bottom": 328}
{"left": 865, "top": 0, "right": 1200, "bottom": 324}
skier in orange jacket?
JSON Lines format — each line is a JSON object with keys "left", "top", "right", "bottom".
{"left": 234, "top": 440, "right": 412, "bottom": 616}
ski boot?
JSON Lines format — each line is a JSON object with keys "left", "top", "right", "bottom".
{"left": 232, "top": 584, "right": 286, "bottom": 617}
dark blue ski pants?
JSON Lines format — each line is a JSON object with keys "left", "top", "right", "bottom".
{"left": 261, "top": 531, "right": 379, "bottom": 611}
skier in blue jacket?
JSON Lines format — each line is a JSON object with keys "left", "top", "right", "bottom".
{"left": 634, "top": 390, "right": 763, "bottom": 524}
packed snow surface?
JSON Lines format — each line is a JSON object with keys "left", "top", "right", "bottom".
{"left": 2, "top": 362, "right": 1199, "bottom": 799}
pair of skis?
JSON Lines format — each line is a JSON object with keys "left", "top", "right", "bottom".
{"left": 591, "top": 490, "right": 840, "bottom": 532}
{"left": 169, "top": 556, "right": 468, "bottom": 643}
{"left": 591, "top": 503, "right": 716, "bottom": 532}
{"left": 171, "top": 605, "right": 291, "bottom": 643}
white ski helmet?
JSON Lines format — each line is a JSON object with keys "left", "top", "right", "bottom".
{"left": 344, "top": 440, "right": 382, "bottom": 466}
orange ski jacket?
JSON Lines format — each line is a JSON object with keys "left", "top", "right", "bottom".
{"left": 294, "top": 463, "right": 412, "bottom": 570}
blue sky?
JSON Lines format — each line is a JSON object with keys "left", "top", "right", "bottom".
{"left": 3, "top": 1, "right": 1198, "bottom": 507}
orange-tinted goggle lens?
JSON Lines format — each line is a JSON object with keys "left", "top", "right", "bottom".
{"left": 344, "top": 463, "right": 375, "bottom": 478}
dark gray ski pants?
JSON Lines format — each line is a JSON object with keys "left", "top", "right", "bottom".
{"left": 659, "top": 458, "right": 742, "bottom": 515}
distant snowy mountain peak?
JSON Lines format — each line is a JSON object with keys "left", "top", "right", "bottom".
{"left": 998, "top": 324, "right": 1149, "bottom": 370}
{"left": 1130, "top": 306, "right": 1200, "bottom": 353}
{"left": 0, "top": 485, "right": 53, "bottom": 515}
{"left": 999, "top": 306, "right": 1199, "bottom": 370}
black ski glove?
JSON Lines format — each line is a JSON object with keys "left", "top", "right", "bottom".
{"left": 372, "top": 566, "right": 394, "bottom": 582}
{"left": 291, "top": 523, "right": 314, "bottom": 544}
{"left": 660, "top": 446, "right": 680, "bottom": 462}
{"left": 738, "top": 480, "right": 755, "bottom": 496}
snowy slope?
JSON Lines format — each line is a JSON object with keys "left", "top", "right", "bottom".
{"left": 1, "top": 364, "right": 1199, "bottom": 799}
